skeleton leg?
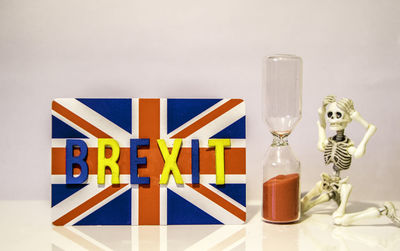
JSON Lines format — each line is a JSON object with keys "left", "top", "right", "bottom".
{"left": 301, "top": 181, "right": 327, "bottom": 213}
{"left": 333, "top": 207, "right": 380, "bottom": 226}
{"left": 332, "top": 183, "right": 352, "bottom": 219}
{"left": 333, "top": 201, "right": 400, "bottom": 227}
{"left": 303, "top": 193, "right": 331, "bottom": 213}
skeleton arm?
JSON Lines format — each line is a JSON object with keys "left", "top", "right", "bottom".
{"left": 318, "top": 95, "right": 337, "bottom": 151}
{"left": 317, "top": 107, "right": 328, "bottom": 151}
{"left": 347, "top": 111, "right": 377, "bottom": 158}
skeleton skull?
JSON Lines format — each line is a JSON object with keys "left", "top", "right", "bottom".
{"left": 326, "top": 102, "right": 351, "bottom": 131}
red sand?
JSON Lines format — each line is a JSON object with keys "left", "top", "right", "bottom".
{"left": 263, "top": 173, "right": 300, "bottom": 223}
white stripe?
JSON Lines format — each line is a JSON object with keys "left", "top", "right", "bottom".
{"left": 52, "top": 182, "right": 102, "bottom": 221}
{"left": 51, "top": 175, "right": 131, "bottom": 184}
{"left": 189, "top": 102, "right": 245, "bottom": 139}
{"left": 160, "top": 226, "right": 168, "bottom": 251}
{"left": 131, "top": 184, "right": 138, "bottom": 226}
{"left": 159, "top": 184, "right": 167, "bottom": 225}
{"left": 51, "top": 175, "right": 245, "bottom": 184}
{"left": 178, "top": 175, "right": 246, "bottom": 217}
{"left": 52, "top": 138, "right": 97, "bottom": 148}
{"left": 66, "top": 227, "right": 114, "bottom": 251}
{"left": 52, "top": 110, "right": 96, "bottom": 139}
{"left": 160, "top": 98, "right": 167, "bottom": 140}
{"left": 66, "top": 184, "right": 131, "bottom": 225}
{"left": 52, "top": 228, "right": 88, "bottom": 251}
{"left": 162, "top": 138, "right": 246, "bottom": 148}
{"left": 221, "top": 230, "right": 246, "bottom": 251}
{"left": 167, "top": 184, "right": 244, "bottom": 224}
{"left": 186, "top": 226, "right": 245, "bottom": 251}
{"left": 52, "top": 138, "right": 245, "bottom": 148}
{"left": 51, "top": 138, "right": 134, "bottom": 148}
{"left": 131, "top": 226, "right": 139, "bottom": 251}
{"left": 178, "top": 175, "right": 246, "bottom": 184}
{"left": 166, "top": 99, "right": 230, "bottom": 137}
{"left": 132, "top": 98, "right": 139, "bottom": 138}
{"left": 52, "top": 175, "right": 130, "bottom": 221}
{"left": 55, "top": 98, "right": 132, "bottom": 145}
{"left": 51, "top": 175, "right": 66, "bottom": 184}
{"left": 202, "top": 183, "right": 246, "bottom": 212}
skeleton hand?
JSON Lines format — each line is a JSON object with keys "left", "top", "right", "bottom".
{"left": 337, "top": 98, "right": 355, "bottom": 116}
{"left": 319, "top": 95, "right": 336, "bottom": 129}
{"left": 323, "top": 95, "right": 336, "bottom": 107}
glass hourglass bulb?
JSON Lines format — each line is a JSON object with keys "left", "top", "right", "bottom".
{"left": 262, "top": 54, "right": 302, "bottom": 223}
{"left": 263, "top": 54, "right": 302, "bottom": 137}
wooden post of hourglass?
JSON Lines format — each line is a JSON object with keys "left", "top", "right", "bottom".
{"left": 262, "top": 55, "right": 302, "bottom": 223}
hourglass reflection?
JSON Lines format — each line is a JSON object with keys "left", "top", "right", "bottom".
{"left": 262, "top": 55, "right": 302, "bottom": 223}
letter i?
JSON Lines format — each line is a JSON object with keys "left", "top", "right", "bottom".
{"left": 191, "top": 139, "right": 200, "bottom": 184}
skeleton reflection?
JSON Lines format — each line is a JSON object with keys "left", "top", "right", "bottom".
{"left": 301, "top": 96, "right": 400, "bottom": 226}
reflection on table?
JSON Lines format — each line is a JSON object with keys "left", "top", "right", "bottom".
{"left": 1, "top": 201, "right": 399, "bottom": 250}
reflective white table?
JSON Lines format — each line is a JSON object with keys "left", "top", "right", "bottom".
{"left": 1, "top": 200, "right": 399, "bottom": 250}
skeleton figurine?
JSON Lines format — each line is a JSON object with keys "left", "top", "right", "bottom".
{"left": 301, "top": 95, "right": 400, "bottom": 226}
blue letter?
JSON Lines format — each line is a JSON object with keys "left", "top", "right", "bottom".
{"left": 66, "top": 139, "right": 88, "bottom": 184}
{"left": 191, "top": 139, "right": 200, "bottom": 184}
{"left": 130, "top": 138, "right": 150, "bottom": 184}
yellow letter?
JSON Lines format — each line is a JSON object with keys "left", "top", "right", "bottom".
{"left": 208, "top": 139, "right": 231, "bottom": 185}
{"left": 98, "top": 139, "right": 120, "bottom": 184}
{"left": 158, "top": 139, "right": 184, "bottom": 184}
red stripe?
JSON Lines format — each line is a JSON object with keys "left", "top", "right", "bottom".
{"left": 52, "top": 101, "right": 111, "bottom": 138}
{"left": 177, "top": 148, "right": 246, "bottom": 174}
{"left": 51, "top": 146, "right": 245, "bottom": 175}
{"left": 138, "top": 99, "right": 162, "bottom": 225}
{"left": 52, "top": 148, "right": 131, "bottom": 175}
{"left": 186, "top": 183, "right": 246, "bottom": 222}
{"left": 53, "top": 184, "right": 128, "bottom": 226}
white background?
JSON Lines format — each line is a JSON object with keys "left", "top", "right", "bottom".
{"left": 1, "top": 0, "right": 399, "bottom": 202}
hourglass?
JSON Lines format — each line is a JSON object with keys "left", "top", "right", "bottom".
{"left": 262, "top": 55, "right": 303, "bottom": 223}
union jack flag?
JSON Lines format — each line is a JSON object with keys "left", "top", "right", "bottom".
{"left": 51, "top": 98, "right": 246, "bottom": 225}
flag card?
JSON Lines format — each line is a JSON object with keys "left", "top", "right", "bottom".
{"left": 51, "top": 98, "right": 246, "bottom": 225}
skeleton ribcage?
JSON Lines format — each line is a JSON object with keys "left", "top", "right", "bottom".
{"left": 324, "top": 137, "right": 352, "bottom": 170}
